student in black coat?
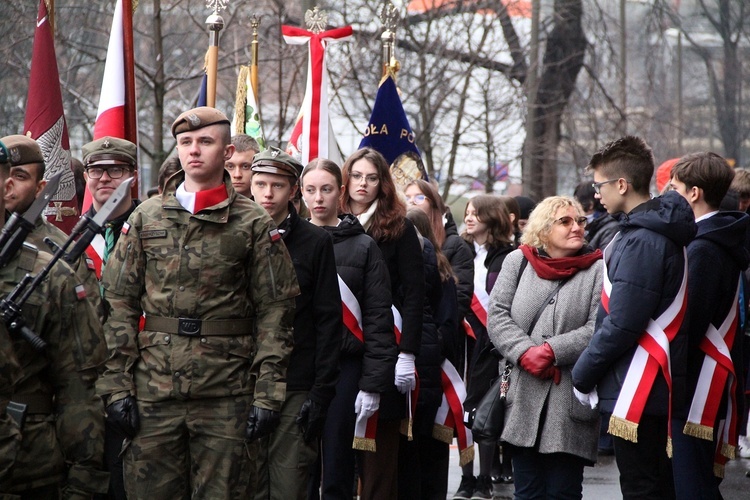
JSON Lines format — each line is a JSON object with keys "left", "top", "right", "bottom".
{"left": 301, "top": 159, "right": 396, "bottom": 500}
{"left": 341, "top": 148, "right": 424, "bottom": 499}
{"left": 250, "top": 149, "right": 343, "bottom": 500}
{"left": 669, "top": 153, "right": 750, "bottom": 497}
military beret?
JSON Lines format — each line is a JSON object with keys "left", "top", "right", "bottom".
{"left": 171, "top": 107, "right": 231, "bottom": 138}
{"left": 0, "top": 135, "right": 44, "bottom": 166}
{"left": 82, "top": 137, "right": 137, "bottom": 167}
{"left": 251, "top": 147, "right": 302, "bottom": 180}
{"left": 0, "top": 140, "right": 8, "bottom": 166}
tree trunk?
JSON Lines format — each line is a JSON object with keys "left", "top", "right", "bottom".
{"left": 525, "top": 0, "right": 586, "bottom": 200}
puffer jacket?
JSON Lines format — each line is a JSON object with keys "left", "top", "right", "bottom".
{"left": 322, "top": 215, "right": 397, "bottom": 393}
{"left": 441, "top": 210, "right": 474, "bottom": 320}
{"left": 572, "top": 191, "right": 697, "bottom": 415}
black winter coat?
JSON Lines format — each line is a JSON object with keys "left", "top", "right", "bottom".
{"left": 464, "top": 241, "right": 515, "bottom": 409}
{"left": 370, "top": 218, "right": 424, "bottom": 419}
{"left": 322, "top": 215, "right": 397, "bottom": 394}
{"left": 279, "top": 204, "right": 343, "bottom": 406}
{"left": 442, "top": 210, "right": 474, "bottom": 320}
{"left": 573, "top": 191, "right": 697, "bottom": 415}
{"left": 414, "top": 237, "right": 444, "bottom": 435}
{"left": 675, "top": 211, "right": 750, "bottom": 419}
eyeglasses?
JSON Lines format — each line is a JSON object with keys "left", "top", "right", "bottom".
{"left": 350, "top": 172, "right": 380, "bottom": 185}
{"left": 554, "top": 216, "right": 588, "bottom": 228}
{"left": 406, "top": 194, "right": 426, "bottom": 205}
{"left": 592, "top": 178, "right": 631, "bottom": 194}
{"left": 85, "top": 166, "right": 132, "bottom": 179}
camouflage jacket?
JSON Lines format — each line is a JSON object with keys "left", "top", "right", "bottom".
{"left": 27, "top": 216, "right": 104, "bottom": 322}
{"left": 0, "top": 324, "right": 21, "bottom": 488}
{"left": 1, "top": 243, "right": 108, "bottom": 496}
{"left": 100, "top": 172, "right": 299, "bottom": 410}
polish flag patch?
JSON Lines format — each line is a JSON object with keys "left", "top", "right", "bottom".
{"left": 121, "top": 222, "right": 130, "bottom": 235}
{"left": 85, "top": 257, "right": 95, "bottom": 271}
{"left": 269, "top": 228, "right": 281, "bottom": 242}
{"left": 75, "top": 284, "right": 87, "bottom": 301}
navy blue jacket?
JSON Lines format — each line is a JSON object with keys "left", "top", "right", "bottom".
{"left": 674, "top": 211, "right": 750, "bottom": 419}
{"left": 572, "top": 191, "right": 696, "bottom": 415}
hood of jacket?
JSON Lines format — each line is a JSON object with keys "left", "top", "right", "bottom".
{"left": 321, "top": 213, "right": 366, "bottom": 243}
{"left": 694, "top": 211, "right": 750, "bottom": 270}
{"left": 616, "top": 190, "right": 696, "bottom": 248}
{"left": 444, "top": 209, "right": 460, "bottom": 238}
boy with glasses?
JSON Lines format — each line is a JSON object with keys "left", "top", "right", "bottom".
{"left": 572, "top": 136, "right": 696, "bottom": 499}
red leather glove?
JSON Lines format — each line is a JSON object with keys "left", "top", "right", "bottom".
{"left": 518, "top": 343, "right": 556, "bottom": 378}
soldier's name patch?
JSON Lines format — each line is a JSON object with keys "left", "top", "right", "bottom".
{"left": 140, "top": 229, "right": 167, "bottom": 240}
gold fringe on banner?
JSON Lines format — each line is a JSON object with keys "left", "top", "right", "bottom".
{"left": 233, "top": 66, "right": 249, "bottom": 135}
{"left": 459, "top": 445, "right": 475, "bottom": 467}
{"left": 683, "top": 422, "right": 713, "bottom": 441}
{"left": 666, "top": 437, "right": 673, "bottom": 458}
{"left": 432, "top": 423, "right": 453, "bottom": 444}
{"left": 713, "top": 463, "right": 725, "bottom": 479}
{"left": 721, "top": 443, "right": 736, "bottom": 459}
{"left": 608, "top": 415, "right": 638, "bottom": 443}
{"left": 400, "top": 417, "right": 413, "bottom": 441}
{"left": 352, "top": 436, "right": 376, "bottom": 452}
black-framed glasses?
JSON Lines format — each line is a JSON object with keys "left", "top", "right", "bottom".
{"left": 350, "top": 172, "right": 380, "bottom": 185}
{"left": 591, "top": 179, "right": 619, "bottom": 194}
{"left": 554, "top": 216, "right": 588, "bottom": 228}
{"left": 406, "top": 194, "right": 426, "bottom": 205}
{"left": 86, "top": 166, "right": 132, "bottom": 179}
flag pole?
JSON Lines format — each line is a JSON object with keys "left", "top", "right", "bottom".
{"left": 205, "top": 1, "right": 226, "bottom": 108}
{"left": 250, "top": 15, "right": 260, "bottom": 105}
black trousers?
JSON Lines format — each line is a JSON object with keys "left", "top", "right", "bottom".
{"left": 613, "top": 414, "right": 675, "bottom": 500}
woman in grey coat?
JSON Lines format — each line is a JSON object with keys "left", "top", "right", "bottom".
{"left": 487, "top": 196, "right": 603, "bottom": 500}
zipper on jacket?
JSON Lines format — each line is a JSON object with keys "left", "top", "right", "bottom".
{"left": 266, "top": 247, "right": 277, "bottom": 298}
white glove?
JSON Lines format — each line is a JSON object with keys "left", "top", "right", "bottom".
{"left": 573, "top": 387, "right": 599, "bottom": 410}
{"left": 354, "top": 391, "right": 380, "bottom": 419}
{"left": 394, "top": 352, "right": 417, "bottom": 394}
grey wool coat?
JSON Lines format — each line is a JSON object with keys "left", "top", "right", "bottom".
{"left": 487, "top": 249, "right": 603, "bottom": 463}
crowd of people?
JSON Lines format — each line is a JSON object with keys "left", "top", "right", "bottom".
{"left": 1, "top": 106, "right": 750, "bottom": 500}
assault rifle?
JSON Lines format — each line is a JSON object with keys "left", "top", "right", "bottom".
{"left": 0, "top": 178, "right": 133, "bottom": 351}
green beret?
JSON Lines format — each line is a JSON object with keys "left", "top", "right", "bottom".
{"left": 82, "top": 137, "right": 137, "bottom": 167}
{"left": 251, "top": 147, "right": 302, "bottom": 180}
{"left": 171, "top": 107, "right": 230, "bottom": 138}
{"left": 0, "top": 135, "right": 44, "bottom": 166}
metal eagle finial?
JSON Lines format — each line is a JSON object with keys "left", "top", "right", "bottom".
{"left": 206, "top": 0, "right": 227, "bottom": 14}
{"left": 380, "top": 1, "right": 399, "bottom": 32}
{"left": 305, "top": 6, "right": 328, "bottom": 34}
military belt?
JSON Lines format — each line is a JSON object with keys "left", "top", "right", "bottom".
{"left": 144, "top": 316, "right": 255, "bottom": 337}
{"left": 10, "top": 393, "right": 53, "bottom": 414}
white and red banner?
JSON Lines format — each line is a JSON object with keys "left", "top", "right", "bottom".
{"left": 281, "top": 24, "right": 351, "bottom": 165}
{"left": 83, "top": 0, "right": 138, "bottom": 214}
{"left": 24, "top": 0, "right": 78, "bottom": 234}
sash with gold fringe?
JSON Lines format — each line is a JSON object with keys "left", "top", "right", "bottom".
{"left": 433, "top": 359, "right": 474, "bottom": 466}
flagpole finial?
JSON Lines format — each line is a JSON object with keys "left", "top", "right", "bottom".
{"left": 206, "top": 0, "right": 227, "bottom": 15}
{"left": 305, "top": 6, "right": 328, "bottom": 34}
{"left": 250, "top": 14, "right": 261, "bottom": 34}
{"left": 379, "top": 2, "right": 400, "bottom": 78}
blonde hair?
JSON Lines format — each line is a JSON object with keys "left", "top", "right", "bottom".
{"left": 520, "top": 196, "right": 585, "bottom": 250}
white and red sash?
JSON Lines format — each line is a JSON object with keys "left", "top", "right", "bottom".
{"left": 684, "top": 281, "right": 741, "bottom": 463}
{"left": 433, "top": 359, "right": 475, "bottom": 466}
{"left": 470, "top": 289, "right": 489, "bottom": 329}
{"left": 86, "top": 233, "right": 105, "bottom": 280}
{"left": 338, "top": 275, "right": 364, "bottom": 343}
{"left": 603, "top": 241, "right": 688, "bottom": 453}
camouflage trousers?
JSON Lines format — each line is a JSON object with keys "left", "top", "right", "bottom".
{"left": 124, "top": 397, "right": 254, "bottom": 500}
{"left": 253, "top": 391, "right": 318, "bottom": 500}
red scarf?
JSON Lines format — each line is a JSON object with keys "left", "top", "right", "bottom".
{"left": 520, "top": 244, "right": 602, "bottom": 280}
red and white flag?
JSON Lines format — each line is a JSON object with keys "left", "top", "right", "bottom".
{"left": 24, "top": 0, "right": 78, "bottom": 234}
{"left": 83, "top": 0, "right": 138, "bottom": 213}
{"left": 282, "top": 23, "right": 351, "bottom": 165}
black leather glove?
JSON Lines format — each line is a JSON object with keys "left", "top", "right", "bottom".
{"left": 295, "top": 398, "right": 326, "bottom": 444}
{"left": 245, "top": 405, "right": 280, "bottom": 442}
{"left": 106, "top": 395, "right": 140, "bottom": 439}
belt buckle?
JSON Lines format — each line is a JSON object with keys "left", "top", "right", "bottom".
{"left": 178, "top": 318, "right": 202, "bottom": 337}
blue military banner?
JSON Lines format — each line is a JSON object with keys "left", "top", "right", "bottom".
{"left": 359, "top": 75, "right": 427, "bottom": 185}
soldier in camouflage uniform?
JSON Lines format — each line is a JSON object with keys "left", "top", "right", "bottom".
{"left": 1, "top": 134, "right": 103, "bottom": 320}
{"left": 0, "top": 139, "right": 109, "bottom": 498}
{"left": 99, "top": 106, "right": 299, "bottom": 499}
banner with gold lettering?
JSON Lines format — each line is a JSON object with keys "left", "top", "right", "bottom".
{"left": 358, "top": 74, "right": 426, "bottom": 186}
